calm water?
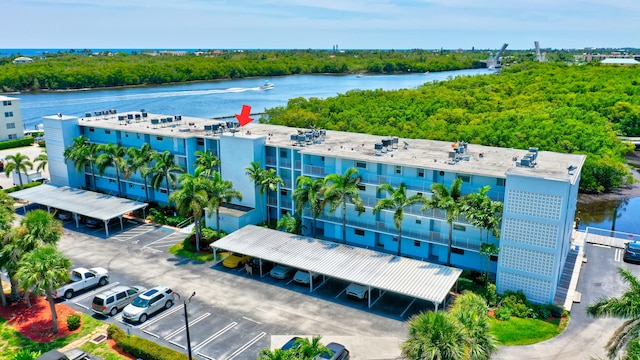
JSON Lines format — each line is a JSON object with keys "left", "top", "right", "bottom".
{"left": 9, "top": 67, "right": 638, "bottom": 234}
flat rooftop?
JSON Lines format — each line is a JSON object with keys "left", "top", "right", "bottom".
{"left": 62, "top": 110, "right": 585, "bottom": 182}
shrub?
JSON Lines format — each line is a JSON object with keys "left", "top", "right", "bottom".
{"left": 531, "top": 303, "right": 551, "bottom": 319}
{"left": 484, "top": 283, "right": 499, "bottom": 307}
{"left": 111, "top": 327, "right": 188, "bottom": 360}
{"left": 0, "top": 137, "right": 35, "bottom": 150}
{"left": 3, "top": 181, "right": 42, "bottom": 193}
{"left": 10, "top": 349, "right": 41, "bottom": 360}
{"left": 500, "top": 291, "right": 531, "bottom": 318}
{"left": 67, "top": 313, "right": 81, "bottom": 331}
{"left": 107, "top": 324, "right": 122, "bottom": 339}
{"left": 494, "top": 306, "right": 512, "bottom": 321}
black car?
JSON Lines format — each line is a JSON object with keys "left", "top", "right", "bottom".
{"left": 623, "top": 242, "right": 640, "bottom": 264}
{"left": 315, "top": 342, "right": 350, "bottom": 360}
{"left": 248, "top": 258, "right": 274, "bottom": 275}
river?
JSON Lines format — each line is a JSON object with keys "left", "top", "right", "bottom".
{"left": 9, "top": 68, "right": 638, "bottom": 235}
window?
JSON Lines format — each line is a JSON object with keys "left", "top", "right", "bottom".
{"left": 458, "top": 175, "right": 470, "bottom": 183}
{"left": 415, "top": 219, "right": 422, "bottom": 224}
{"left": 356, "top": 161, "right": 366, "bottom": 169}
{"left": 6, "top": 123, "right": 15, "bottom": 129}
{"left": 490, "top": 255, "right": 499, "bottom": 262}
{"left": 105, "top": 130, "right": 111, "bottom": 134}
{"left": 157, "top": 136, "right": 163, "bottom": 141}
{"left": 392, "top": 237, "right": 398, "bottom": 242}
{"left": 357, "top": 184, "right": 365, "bottom": 191}
{"left": 452, "top": 247, "right": 465, "bottom": 255}
{"left": 197, "top": 138, "right": 204, "bottom": 146}
{"left": 497, "top": 178, "right": 506, "bottom": 186}
{"left": 418, "top": 169, "right": 424, "bottom": 178}
{"left": 160, "top": 189, "right": 168, "bottom": 194}
{"left": 355, "top": 229, "right": 365, "bottom": 236}
{"left": 116, "top": 292, "right": 126, "bottom": 300}
{"left": 280, "top": 149, "right": 288, "bottom": 158}
{"left": 395, "top": 165, "right": 402, "bottom": 175}
{"left": 7, "top": 134, "right": 17, "bottom": 140}
{"left": 280, "top": 189, "right": 288, "bottom": 196}
{"left": 414, "top": 240, "right": 421, "bottom": 247}
{"left": 89, "top": 127, "right": 95, "bottom": 132}
{"left": 453, "top": 224, "right": 466, "bottom": 231}
{"left": 321, "top": 156, "right": 325, "bottom": 161}
{"left": 2, "top": 100, "right": 12, "bottom": 106}
{"left": 4, "top": 112, "right": 13, "bottom": 117}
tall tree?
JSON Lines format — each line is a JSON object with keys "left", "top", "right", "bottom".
{"left": 423, "top": 178, "right": 464, "bottom": 266}
{"left": 0, "top": 209, "right": 62, "bottom": 302}
{"left": 194, "top": 149, "right": 220, "bottom": 179}
{"left": 150, "top": 150, "right": 184, "bottom": 201}
{"left": 169, "top": 174, "right": 209, "bottom": 251}
{"left": 323, "top": 167, "right": 365, "bottom": 244}
{"left": 34, "top": 151, "right": 48, "bottom": 173}
{"left": 293, "top": 336, "right": 330, "bottom": 358}
{"left": 479, "top": 243, "right": 500, "bottom": 286}
{"left": 246, "top": 161, "right": 284, "bottom": 228}
{"left": 373, "top": 183, "right": 425, "bottom": 256}
{"left": 126, "top": 144, "right": 157, "bottom": 202}
{"left": 292, "top": 176, "right": 325, "bottom": 237}
{"left": 587, "top": 267, "right": 640, "bottom": 358}
{"left": 0, "top": 192, "right": 14, "bottom": 307}
{"left": 16, "top": 246, "right": 71, "bottom": 334}
{"left": 3, "top": 152, "right": 33, "bottom": 188}
{"left": 277, "top": 212, "right": 304, "bottom": 235}
{"left": 64, "top": 136, "right": 99, "bottom": 190}
{"left": 96, "top": 143, "right": 126, "bottom": 196}
{"left": 207, "top": 172, "right": 242, "bottom": 240}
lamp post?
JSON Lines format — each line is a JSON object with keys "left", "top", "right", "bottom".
{"left": 178, "top": 291, "right": 196, "bottom": 360}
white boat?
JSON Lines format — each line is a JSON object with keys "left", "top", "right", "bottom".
{"left": 259, "top": 81, "right": 274, "bottom": 90}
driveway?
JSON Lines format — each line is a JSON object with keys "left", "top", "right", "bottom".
{"left": 494, "top": 243, "right": 636, "bottom": 359}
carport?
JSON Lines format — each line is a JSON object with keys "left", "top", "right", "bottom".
{"left": 212, "top": 225, "right": 462, "bottom": 311}
{"left": 9, "top": 184, "right": 148, "bottom": 237}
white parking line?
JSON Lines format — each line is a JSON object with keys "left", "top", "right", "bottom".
{"left": 72, "top": 282, "right": 120, "bottom": 303}
{"left": 141, "top": 231, "right": 177, "bottom": 249}
{"left": 226, "top": 332, "right": 266, "bottom": 360}
{"left": 164, "top": 313, "right": 211, "bottom": 340}
{"left": 196, "top": 353, "right": 215, "bottom": 360}
{"left": 242, "top": 316, "right": 262, "bottom": 325}
{"left": 138, "top": 305, "right": 184, "bottom": 330}
{"left": 615, "top": 248, "right": 623, "bottom": 262}
{"left": 192, "top": 322, "right": 238, "bottom": 352}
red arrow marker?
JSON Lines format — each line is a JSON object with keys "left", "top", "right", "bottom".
{"left": 235, "top": 105, "right": 254, "bottom": 126}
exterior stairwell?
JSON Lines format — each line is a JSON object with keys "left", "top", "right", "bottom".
{"left": 554, "top": 247, "right": 580, "bottom": 309}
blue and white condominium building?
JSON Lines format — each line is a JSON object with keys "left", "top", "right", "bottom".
{"left": 43, "top": 110, "right": 585, "bottom": 304}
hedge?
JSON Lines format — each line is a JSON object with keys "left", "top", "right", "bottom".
{"left": 108, "top": 325, "right": 188, "bottom": 360}
{"left": 2, "top": 181, "right": 42, "bottom": 193}
{"left": 0, "top": 137, "right": 35, "bottom": 150}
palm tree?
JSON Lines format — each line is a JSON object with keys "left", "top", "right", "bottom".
{"left": 587, "top": 267, "right": 640, "bottom": 358}
{"left": 0, "top": 209, "right": 62, "bottom": 302}
{"left": 34, "top": 151, "right": 48, "bottom": 173}
{"left": 293, "top": 176, "right": 325, "bottom": 237}
{"left": 323, "top": 167, "right": 365, "bottom": 244}
{"left": 194, "top": 150, "right": 219, "bottom": 179}
{"left": 3, "top": 152, "right": 33, "bottom": 188}
{"left": 402, "top": 311, "right": 465, "bottom": 360}
{"left": 293, "top": 336, "right": 330, "bottom": 358}
{"left": 126, "top": 144, "right": 157, "bottom": 202}
{"left": 207, "top": 172, "right": 242, "bottom": 240}
{"left": 257, "top": 348, "right": 292, "bottom": 360}
{"left": 169, "top": 174, "right": 209, "bottom": 251}
{"left": 276, "top": 212, "right": 305, "bottom": 235}
{"left": 0, "top": 192, "right": 15, "bottom": 307}
{"left": 246, "top": 161, "right": 284, "bottom": 228}
{"left": 64, "top": 136, "right": 99, "bottom": 190}
{"left": 373, "top": 183, "right": 425, "bottom": 256}
{"left": 15, "top": 246, "right": 71, "bottom": 334}
{"left": 95, "top": 143, "right": 126, "bottom": 196}
{"left": 449, "top": 292, "right": 497, "bottom": 360}
{"left": 150, "top": 150, "right": 184, "bottom": 202}
{"left": 479, "top": 243, "right": 499, "bottom": 286}
{"left": 423, "top": 178, "right": 464, "bottom": 266}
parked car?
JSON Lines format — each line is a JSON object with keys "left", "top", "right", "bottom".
{"left": 346, "top": 283, "right": 369, "bottom": 300}
{"left": 315, "top": 342, "right": 350, "bottom": 360}
{"left": 122, "top": 285, "right": 175, "bottom": 323}
{"left": 293, "top": 270, "right": 321, "bottom": 285}
{"left": 624, "top": 242, "right": 640, "bottom": 264}
{"left": 85, "top": 218, "right": 102, "bottom": 228}
{"left": 270, "top": 264, "right": 296, "bottom": 280}
{"left": 92, "top": 285, "right": 146, "bottom": 316}
{"left": 280, "top": 336, "right": 302, "bottom": 350}
{"left": 57, "top": 211, "right": 73, "bottom": 221}
{"left": 248, "top": 258, "right": 274, "bottom": 274}
{"left": 222, "top": 252, "right": 251, "bottom": 269}
{"left": 37, "top": 348, "right": 97, "bottom": 360}
{"left": 53, "top": 267, "right": 109, "bottom": 299}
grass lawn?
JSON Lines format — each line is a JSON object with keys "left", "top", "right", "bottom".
{"left": 168, "top": 240, "right": 218, "bottom": 263}
{"left": 0, "top": 314, "right": 104, "bottom": 360}
{"left": 490, "top": 316, "right": 566, "bottom": 346}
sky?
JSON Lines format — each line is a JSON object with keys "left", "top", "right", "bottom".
{"left": 4, "top": 0, "right": 640, "bottom": 50}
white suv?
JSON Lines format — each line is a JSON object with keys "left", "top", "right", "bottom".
{"left": 122, "top": 285, "right": 175, "bottom": 323}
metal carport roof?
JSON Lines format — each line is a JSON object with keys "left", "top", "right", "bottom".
{"left": 212, "top": 225, "right": 462, "bottom": 309}
{"left": 9, "top": 185, "right": 147, "bottom": 236}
